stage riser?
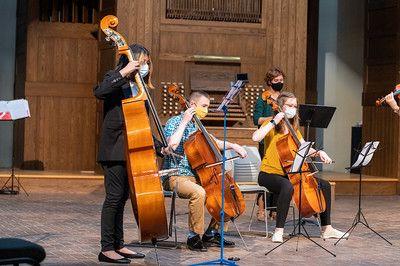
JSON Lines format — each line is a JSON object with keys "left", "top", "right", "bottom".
{"left": 1, "top": 177, "right": 397, "bottom": 196}
{"left": 334, "top": 180, "right": 398, "bottom": 196}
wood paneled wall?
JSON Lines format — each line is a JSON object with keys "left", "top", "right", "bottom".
{"left": 111, "top": 0, "right": 309, "bottom": 120}
{"left": 16, "top": 0, "right": 99, "bottom": 171}
{"left": 363, "top": 0, "right": 400, "bottom": 178}
{"left": 16, "top": 0, "right": 310, "bottom": 171}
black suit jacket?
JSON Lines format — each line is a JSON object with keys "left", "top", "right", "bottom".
{"left": 94, "top": 70, "right": 163, "bottom": 162}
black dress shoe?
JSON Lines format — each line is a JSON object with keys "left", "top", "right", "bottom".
{"left": 202, "top": 233, "right": 235, "bottom": 248}
{"left": 98, "top": 252, "right": 131, "bottom": 264}
{"left": 187, "top": 234, "right": 208, "bottom": 252}
{"left": 116, "top": 250, "right": 145, "bottom": 259}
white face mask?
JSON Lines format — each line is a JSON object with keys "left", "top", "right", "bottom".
{"left": 285, "top": 107, "right": 297, "bottom": 119}
{"left": 139, "top": 63, "right": 149, "bottom": 77}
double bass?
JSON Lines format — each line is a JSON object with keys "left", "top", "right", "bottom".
{"left": 263, "top": 91, "right": 326, "bottom": 217}
{"left": 100, "top": 15, "right": 168, "bottom": 243}
{"left": 167, "top": 84, "right": 245, "bottom": 222}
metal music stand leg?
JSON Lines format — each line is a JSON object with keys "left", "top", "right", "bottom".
{"left": 191, "top": 106, "right": 236, "bottom": 266}
{"left": 334, "top": 169, "right": 392, "bottom": 246}
{"left": 265, "top": 142, "right": 335, "bottom": 257}
{"left": 0, "top": 152, "right": 29, "bottom": 196}
{"left": 265, "top": 172, "right": 336, "bottom": 257}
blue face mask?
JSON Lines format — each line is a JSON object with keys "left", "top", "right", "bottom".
{"left": 139, "top": 63, "right": 149, "bottom": 77}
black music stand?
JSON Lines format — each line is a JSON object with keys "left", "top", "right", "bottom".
{"left": 297, "top": 104, "right": 336, "bottom": 229}
{"left": 0, "top": 120, "right": 28, "bottom": 196}
{"left": 265, "top": 141, "right": 336, "bottom": 257}
{"left": 334, "top": 141, "right": 392, "bottom": 246}
{"left": 299, "top": 104, "right": 336, "bottom": 141}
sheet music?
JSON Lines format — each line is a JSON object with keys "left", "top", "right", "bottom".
{"left": 290, "top": 141, "right": 313, "bottom": 173}
{"left": 216, "top": 79, "right": 247, "bottom": 111}
{"left": 362, "top": 141, "right": 379, "bottom": 166}
{"left": 351, "top": 142, "right": 371, "bottom": 168}
{"left": 351, "top": 141, "right": 379, "bottom": 168}
{"left": 0, "top": 99, "right": 30, "bottom": 121}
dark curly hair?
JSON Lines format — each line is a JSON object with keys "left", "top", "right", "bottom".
{"left": 264, "top": 67, "right": 285, "bottom": 86}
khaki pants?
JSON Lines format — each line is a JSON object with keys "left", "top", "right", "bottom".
{"left": 168, "top": 175, "right": 228, "bottom": 235}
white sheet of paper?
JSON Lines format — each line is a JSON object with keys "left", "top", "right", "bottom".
{"left": 0, "top": 101, "right": 7, "bottom": 112}
{"left": 351, "top": 141, "right": 379, "bottom": 168}
{"left": 0, "top": 99, "right": 30, "bottom": 120}
{"left": 362, "top": 141, "right": 379, "bottom": 166}
{"left": 290, "top": 141, "right": 313, "bottom": 173}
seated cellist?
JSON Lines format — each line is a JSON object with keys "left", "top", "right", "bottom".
{"left": 162, "top": 90, "right": 247, "bottom": 251}
{"left": 252, "top": 91, "right": 348, "bottom": 243}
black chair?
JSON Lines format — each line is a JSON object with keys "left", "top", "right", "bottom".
{"left": 0, "top": 238, "right": 46, "bottom": 266}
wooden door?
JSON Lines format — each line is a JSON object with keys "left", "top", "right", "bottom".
{"left": 21, "top": 0, "right": 99, "bottom": 171}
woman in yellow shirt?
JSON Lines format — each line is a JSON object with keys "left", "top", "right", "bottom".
{"left": 252, "top": 91, "right": 348, "bottom": 243}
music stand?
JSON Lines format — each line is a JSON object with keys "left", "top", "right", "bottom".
{"left": 265, "top": 141, "right": 336, "bottom": 257}
{"left": 192, "top": 74, "right": 248, "bottom": 266}
{"left": 334, "top": 141, "right": 392, "bottom": 246}
{"left": 0, "top": 120, "right": 28, "bottom": 196}
{"left": 299, "top": 104, "right": 336, "bottom": 141}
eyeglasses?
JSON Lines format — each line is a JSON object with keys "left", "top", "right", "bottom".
{"left": 284, "top": 104, "right": 297, "bottom": 108}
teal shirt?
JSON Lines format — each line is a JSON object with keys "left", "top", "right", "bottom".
{"left": 162, "top": 114, "right": 197, "bottom": 180}
{"left": 253, "top": 96, "right": 273, "bottom": 126}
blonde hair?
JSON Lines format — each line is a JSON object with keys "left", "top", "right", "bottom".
{"left": 274, "top": 91, "right": 299, "bottom": 133}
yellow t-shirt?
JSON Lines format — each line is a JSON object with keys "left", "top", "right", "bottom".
{"left": 260, "top": 119, "right": 303, "bottom": 175}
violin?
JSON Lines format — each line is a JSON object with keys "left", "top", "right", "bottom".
{"left": 100, "top": 15, "right": 168, "bottom": 243}
{"left": 167, "top": 84, "right": 246, "bottom": 222}
{"left": 376, "top": 84, "right": 400, "bottom": 107}
{"left": 261, "top": 90, "right": 279, "bottom": 109}
{"left": 264, "top": 93, "right": 326, "bottom": 217}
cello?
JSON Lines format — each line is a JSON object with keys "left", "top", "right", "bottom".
{"left": 100, "top": 15, "right": 168, "bottom": 243}
{"left": 167, "top": 84, "right": 246, "bottom": 222}
{"left": 263, "top": 91, "right": 326, "bottom": 218}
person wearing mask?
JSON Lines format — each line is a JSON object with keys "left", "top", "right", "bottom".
{"left": 252, "top": 91, "right": 348, "bottom": 243}
{"left": 162, "top": 91, "right": 248, "bottom": 251}
{"left": 252, "top": 67, "right": 285, "bottom": 221}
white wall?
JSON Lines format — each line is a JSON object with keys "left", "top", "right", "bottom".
{"left": 0, "top": 0, "right": 17, "bottom": 168}
{"left": 317, "top": 0, "right": 364, "bottom": 172}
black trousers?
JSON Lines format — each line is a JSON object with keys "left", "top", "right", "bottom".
{"left": 258, "top": 172, "right": 331, "bottom": 228}
{"left": 100, "top": 162, "right": 130, "bottom": 252}
{"left": 257, "top": 141, "right": 276, "bottom": 209}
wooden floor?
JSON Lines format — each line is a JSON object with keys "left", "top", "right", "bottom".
{"left": 0, "top": 169, "right": 398, "bottom": 196}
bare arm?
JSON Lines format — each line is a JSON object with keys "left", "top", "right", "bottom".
{"left": 252, "top": 112, "right": 285, "bottom": 142}
{"left": 299, "top": 137, "right": 332, "bottom": 164}
{"left": 211, "top": 136, "right": 248, "bottom": 158}
{"left": 167, "top": 108, "right": 196, "bottom": 151}
{"left": 385, "top": 92, "right": 400, "bottom": 115}
{"left": 258, "top": 116, "right": 273, "bottom": 125}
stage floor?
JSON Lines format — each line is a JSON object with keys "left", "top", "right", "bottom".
{"left": 0, "top": 191, "right": 399, "bottom": 265}
{"left": 1, "top": 169, "right": 398, "bottom": 196}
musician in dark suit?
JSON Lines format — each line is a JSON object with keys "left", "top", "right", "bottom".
{"left": 94, "top": 44, "right": 163, "bottom": 264}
